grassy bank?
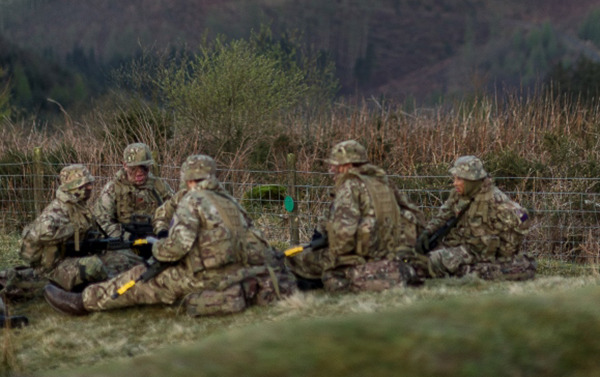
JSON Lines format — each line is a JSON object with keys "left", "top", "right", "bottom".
{"left": 0, "top": 272, "right": 596, "bottom": 376}
{"left": 26, "top": 276, "right": 600, "bottom": 377}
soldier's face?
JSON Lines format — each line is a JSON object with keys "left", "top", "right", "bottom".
{"left": 329, "top": 163, "right": 351, "bottom": 175}
{"left": 83, "top": 183, "right": 93, "bottom": 201}
{"left": 124, "top": 164, "right": 150, "bottom": 186}
{"left": 453, "top": 176, "right": 466, "bottom": 195}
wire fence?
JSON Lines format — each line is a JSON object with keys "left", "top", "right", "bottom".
{"left": 1, "top": 159, "right": 600, "bottom": 264}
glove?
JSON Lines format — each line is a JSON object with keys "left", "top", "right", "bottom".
{"left": 311, "top": 228, "right": 323, "bottom": 242}
{"left": 415, "top": 231, "right": 430, "bottom": 255}
{"left": 157, "top": 230, "right": 169, "bottom": 239}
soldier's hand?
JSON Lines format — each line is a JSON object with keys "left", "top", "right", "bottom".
{"left": 415, "top": 231, "right": 430, "bottom": 255}
{"left": 311, "top": 228, "right": 323, "bottom": 242}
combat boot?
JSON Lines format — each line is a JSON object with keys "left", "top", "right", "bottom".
{"left": 43, "top": 284, "right": 88, "bottom": 316}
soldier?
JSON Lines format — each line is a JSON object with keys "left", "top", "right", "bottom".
{"left": 415, "top": 155, "right": 535, "bottom": 280}
{"left": 286, "top": 140, "right": 424, "bottom": 292}
{"left": 43, "top": 155, "right": 295, "bottom": 316}
{"left": 152, "top": 182, "right": 187, "bottom": 239}
{"left": 20, "top": 165, "right": 143, "bottom": 292}
{"left": 94, "top": 142, "right": 173, "bottom": 239}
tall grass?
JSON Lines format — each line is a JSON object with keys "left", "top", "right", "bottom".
{"left": 3, "top": 89, "right": 600, "bottom": 256}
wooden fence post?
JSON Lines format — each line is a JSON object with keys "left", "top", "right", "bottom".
{"left": 33, "top": 146, "right": 43, "bottom": 216}
{"left": 151, "top": 150, "right": 159, "bottom": 176}
{"left": 287, "top": 153, "right": 299, "bottom": 245}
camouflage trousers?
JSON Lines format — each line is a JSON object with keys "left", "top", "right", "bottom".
{"left": 457, "top": 255, "right": 537, "bottom": 281}
{"left": 428, "top": 245, "right": 536, "bottom": 281}
{"left": 44, "top": 249, "right": 144, "bottom": 291}
{"left": 83, "top": 263, "right": 297, "bottom": 315}
{"left": 184, "top": 268, "right": 297, "bottom": 317}
{"left": 285, "top": 247, "right": 333, "bottom": 280}
{"left": 322, "top": 259, "right": 416, "bottom": 293}
{"left": 0, "top": 266, "right": 46, "bottom": 301}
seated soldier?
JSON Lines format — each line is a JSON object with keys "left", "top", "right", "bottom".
{"left": 415, "top": 155, "right": 535, "bottom": 280}
{"left": 20, "top": 165, "right": 143, "bottom": 292}
{"left": 94, "top": 142, "right": 173, "bottom": 240}
{"left": 43, "top": 155, "right": 295, "bottom": 316}
{"left": 286, "top": 140, "right": 424, "bottom": 292}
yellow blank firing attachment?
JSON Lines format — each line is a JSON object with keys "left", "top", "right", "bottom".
{"left": 133, "top": 239, "right": 148, "bottom": 246}
{"left": 116, "top": 280, "right": 136, "bottom": 295}
{"left": 284, "top": 246, "right": 304, "bottom": 257}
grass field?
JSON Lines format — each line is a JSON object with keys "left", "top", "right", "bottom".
{"left": 1, "top": 255, "right": 599, "bottom": 377}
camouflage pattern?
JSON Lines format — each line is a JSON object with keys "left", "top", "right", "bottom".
{"left": 59, "top": 164, "right": 95, "bottom": 192}
{"left": 20, "top": 171, "right": 143, "bottom": 291}
{"left": 185, "top": 284, "right": 247, "bottom": 317}
{"left": 153, "top": 188, "right": 188, "bottom": 235}
{"left": 325, "top": 140, "right": 369, "bottom": 165}
{"left": 123, "top": 143, "right": 154, "bottom": 167}
{"left": 0, "top": 266, "right": 46, "bottom": 301}
{"left": 449, "top": 155, "right": 487, "bottom": 181}
{"left": 94, "top": 168, "right": 173, "bottom": 238}
{"left": 180, "top": 154, "right": 216, "bottom": 181}
{"left": 82, "top": 159, "right": 295, "bottom": 314}
{"left": 287, "top": 162, "right": 423, "bottom": 292}
{"left": 322, "top": 259, "right": 416, "bottom": 292}
{"left": 425, "top": 176, "right": 533, "bottom": 279}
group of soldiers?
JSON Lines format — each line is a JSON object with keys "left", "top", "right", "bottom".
{"left": 3, "top": 139, "right": 536, "bottom": 319}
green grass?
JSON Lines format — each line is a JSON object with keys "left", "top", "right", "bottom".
{"left": 2, "top": 235, "right": 600, "bottom": 376}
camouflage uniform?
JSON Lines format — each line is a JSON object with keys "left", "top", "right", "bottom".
{"left": 286, "top": 140, "right": 422, "bottom": 292}
{"left": 94, "top": 143, "right": 173, "bottom": 238}
{"left": 20, "top": 165, "right": 143, "bottom": 291}
{"left": 422, "top": 156, "right": 535, "bottom": 280}
{"left": 153, "top": 187, "right": 188, "bottom": 236}
{"left": 81, "top": 155, "right": 295, "bottom": 315}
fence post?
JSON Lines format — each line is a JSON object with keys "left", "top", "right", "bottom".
{"left": 151, "top": 150, "right": 159, "bottom": 176}
{"left": 287, "top": 153, "right": 299, "bottom": 245}
{"left": 33, "top": 146, "right": 43, "bottom": 216}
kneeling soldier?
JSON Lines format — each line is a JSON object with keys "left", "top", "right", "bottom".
{"left": 415, "top": 156, "right": 535, "bottom": 280}
{"left": 286, "top": 140, "right": 424, "bottom": 292}
{"left": 20, "top": 165, "right": 142, "bottom": 292}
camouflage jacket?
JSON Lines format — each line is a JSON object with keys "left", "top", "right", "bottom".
{"left": 324, "top": 163, "right": 422, "bottom": 265}
{"left": 151, "top": 178, "right": 270, "bottom": 275}
{"left": 20, "top": 188, "right": 95, "bottom": 270}
{"left": 425, "top": 178, "right": 530, "bottom": 262}
{"left": 94, "top": 169, "right": 173, "bottom": 237}
{"left": 152, "top": 188, "right": 188, "bottom": 234}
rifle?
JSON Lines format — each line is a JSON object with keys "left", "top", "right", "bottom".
{"left": 122, "top": 214, "right": 155, "bottom": 240}
{"left": 63, "top": 236, "right": 149, "bottom": 256}
{"left": 420, "top": 199, "right": 474, "bottom": 254}
{"left": 282, "top": 233, "right": 329, "bottom": 258}
{"left": 111, "top": 257, "right": 172, "bottom": 299}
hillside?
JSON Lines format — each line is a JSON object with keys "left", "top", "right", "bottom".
{"left": 2, "top": 0, "right": 600, "bottom": 105}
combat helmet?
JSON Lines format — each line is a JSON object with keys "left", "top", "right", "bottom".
{"left": 449, "top": 156, "right": 487, "bottom": 180}
{"left": 59, "top": 164, "right": 95, "bottom": 191}
{"left": 325, "top": 140, "right": 369, "bottom": 165}
{"left": 123, "top": 143, "right": 154, "bottom": 167}
{"left": 180, "top": 154, "right": 216, "bottom": 182}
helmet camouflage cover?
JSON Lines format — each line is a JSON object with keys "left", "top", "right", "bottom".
{"left": 325, "top": 140, "right": 369, "bottom": 165}
{"left": 123, "top": 143, "right": 154, "bottom": 167}
{"left": 59, "top": 164, "right": 95, "bottom": 191}
{"left": 449, "top": 155, "right": 487, "bottom": 180}
{"left": 181, "top": 154, "right": 216, "bottom": 182}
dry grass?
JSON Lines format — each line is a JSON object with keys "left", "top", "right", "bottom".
{"left": 0, "top": 274, "right": 594, "bottom": 377}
